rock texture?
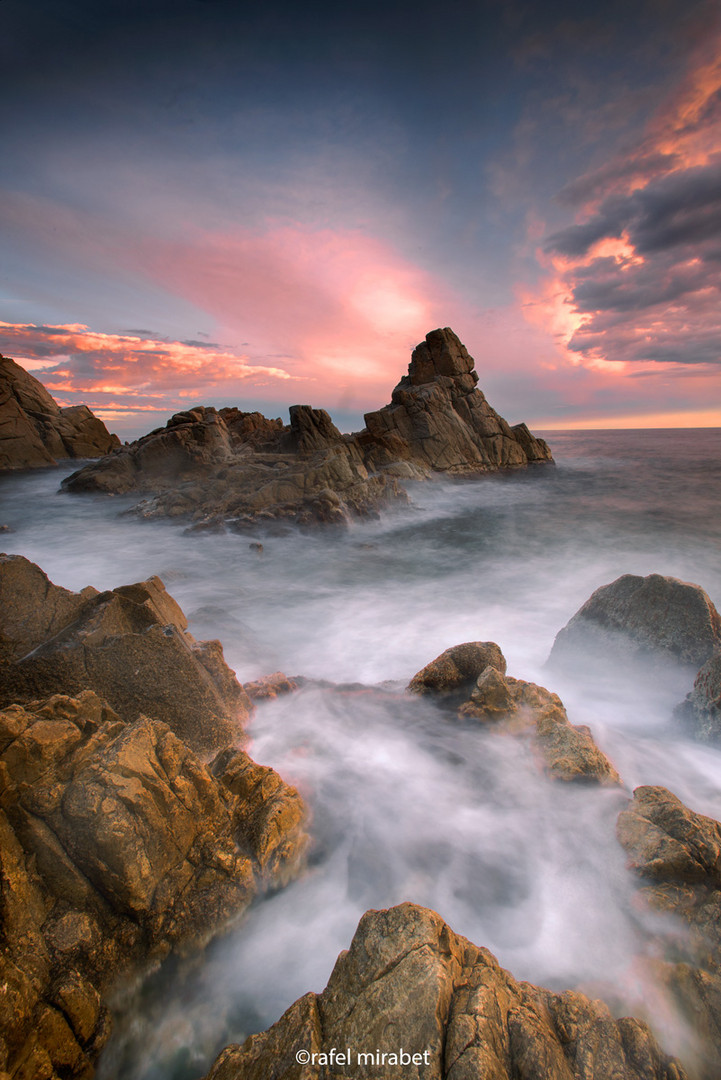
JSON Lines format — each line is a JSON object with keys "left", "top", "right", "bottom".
{"left": 549, "top": 574, "right": 721, "bottom": 673}
{"left": 408, "top": 642, "right": 620, "bottom": 784}
{"left": 205, "top": 902, "right": 685, "bottom": 1080}
{"left": 0, "top": 691, "right": 308, "bottom": 1080}
{"left": 62, "top": 329, "right": 552, "bottom": 527}
{"left": 0, "top": 554, "right": 252, "bottom": 756}
{"left": 617, "top": 787, "right": 721, "bottom": 1079}
{"left": 676, "top": 651, "right": 721, "bottom": 744}
{"left": 0, "top": 354, "right": 119, "bottom": 470}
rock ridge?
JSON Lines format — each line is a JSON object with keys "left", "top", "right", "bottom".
{"left": 62, "top": 329, "right": 552, "bottom": 528}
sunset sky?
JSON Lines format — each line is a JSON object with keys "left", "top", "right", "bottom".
{"left": 2, "top": 0, "right": 721, "bottom": 438}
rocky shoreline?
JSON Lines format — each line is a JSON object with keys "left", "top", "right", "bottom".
{"left": 59, "top": 328, "right": 552, "bottom": 529}
{"left": 2, "top": 554, "right": 721, "bottom": 1078}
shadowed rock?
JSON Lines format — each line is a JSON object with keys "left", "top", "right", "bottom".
{"left": 0, "top": 554, "right": 252, "bottom": 756}
{"left": 676, "top": 652, "right": 721, "bottom": 744}
{"left": 204, "top": 902, "right": 685, "bottom": 1080}
{"left": 549, "top": 574, "right": 721, "bottom": 673}
{"left": 0, "top": 353, "right": 119, "bottom": 470}
{"left": 617, "top": 786, "right": 721, "bottom": 1079}
{"left": 62, "top": 329, "right": 553, "bottom": 527}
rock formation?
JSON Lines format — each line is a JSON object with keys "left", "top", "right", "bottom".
{"left": 676, "top": 651, "right": 721, "bottom": 744}
{"left": 0, "top": 554, "right": 252, "bottom": 756}
{"left": 407, "top": 641, "right": 621, "bottom": 784}
{"left": 0, "top": 354, "right": 119, "bottom": 470}
{"left": 549, "top": 574, "right": 721, "bottom": 673}
{"left": 204, "top": 902, "right": 685, "bottom": 1080}
{"left": 0, "top": 691, "right": 307, "bottom": 1080}
{"left": 62, "top": 329, "right": 552, "bottom": 527}
{"left": 617, "top": 786, "right": 721, "bottom": 1078}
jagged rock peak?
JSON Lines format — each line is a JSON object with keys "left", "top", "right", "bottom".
{"left": 408, "top": 327, "right": 476, "bottom": 385}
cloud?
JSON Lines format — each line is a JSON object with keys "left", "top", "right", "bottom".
{"left": 530, "top": 36, "right": 721, "bottom": 376}
{"left": 0, "top": 322, "right": 297, "bottom": 416}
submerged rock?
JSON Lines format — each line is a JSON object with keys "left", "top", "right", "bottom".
{"left": 549, "top": 574, "right": 721, "bottom": 673}
{"left": 676, "top": 651, "right": 721, "bottom": 744}
{"left": 0, "top": 691, "right": 308, "bottom": 1080}
{"left": 409, "top": 642, "right": 620, "bottom": 784}
{"left": 62, "top": 329, "right": 552, "bottom": 527}
{"left": 617, "top": 786, "right": 721, "bottom": 1078}
{"left": 204, "top": 902, "right": 685, "bottom": 1080}
{"left": 0, "top": 554, "right": 251, "bottom": 756}
{"left": 0, "top": 353, "right": 119, "bottom": 470}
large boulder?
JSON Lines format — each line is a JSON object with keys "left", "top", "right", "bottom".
{"left": 0, "top": 555, "right": 252, "bottom": 756}
{"left": 549, "top": 574, "right": 721, "bottom": 673}
{"left": 617, "top": 787, "right": 721, "bottom": 1078}
{"left": 62, "top": 329, "right": 552, "bottom": 528}
{"left": 204, "top": 902, "right": 685, "bottom": 1080}
{"left": 408, "top": 642, "right": 620, "bottom": 784}
{"left": 0, "top": 354, "right": 119, "bottom": 470}
{"left": 0, "top": 690, "right": 308, "bottom": 1080}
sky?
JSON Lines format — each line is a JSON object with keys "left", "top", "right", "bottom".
{"left": 2, "top": 0, "right": 721, "bottom": 438}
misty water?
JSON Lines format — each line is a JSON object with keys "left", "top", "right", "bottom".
{"left": 2, "top": 428, "right": 721, "bottom": 1078}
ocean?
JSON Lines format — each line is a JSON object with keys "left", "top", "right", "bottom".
{"left": 2, "top": 428, "right": 721, "bottom": 1079}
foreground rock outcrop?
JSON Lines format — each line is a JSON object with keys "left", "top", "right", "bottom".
{"left": 0, "top": 691, "right": 307, "bottom": 1080}
{"left": 408, "top": 641, "right": 620, "bottom": 784}
{"left": 0, "top": 554, "right": 252, "bottom": 756}
{"left": 549, "top": 574, "right": 721, "bottom": 674}
{"left": 0, "top": 354, "right": 119, "bottom": 470}
{"left": 62, "top": 329, "right": 552, "bottom": 527}
{"left": 617, "top": 786, "right": 721, "bottom": 1079}
{"left": 205, "top": 902, "right": 685, "bottom": 1080}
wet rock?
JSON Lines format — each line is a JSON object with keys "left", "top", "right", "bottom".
{"left": 676, "top": 651, "right": 721, "bottom": 744}
{"left": 242, "top": 672, "right": 297, "bottom": 700}
{"left": 62, "top": 329, "right": 552, "bottom": 527}
{"left": 0, "top": 354, "right": 119, "bottom": 470}
{"left": 0, "top": 691, "right": 308, "bottom": 1079}
{"left": 549, "top": 574, "right": 721, "bottom": 672}
{"left": 406, "top": 641, "right": 507, "bottom": 697}
{"left": 617, "top": 786, "right": 721, "bottom": 1078}
{"left": 411, "top": 641, "right": 620, "bottom": 784}
{"left": 0, "top": 556, "right": 251, "bottom": 756}
{"left": 204, "top": 902, "right": 685, "bottom": 1080}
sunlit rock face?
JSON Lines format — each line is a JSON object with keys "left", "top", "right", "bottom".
{"left": 0, "top": 690, "right": 308, "bottom": 1080}
{"left": 62, "top": 328, "right": 553, "bottom": 528}
{"left": 204, "top": 902, "right": 686, "bottom": 1080}
{"left": 0, "top": 354, "right": 119, "bottom": 470}
{"left": 548, "top": 573, "right": 721, "bottom": 674}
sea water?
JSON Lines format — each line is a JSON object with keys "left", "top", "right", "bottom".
{"left": 2, "top": 428, "right": 720, "bottom": 1078}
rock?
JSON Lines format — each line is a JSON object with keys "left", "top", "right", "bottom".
{"left": 406, "top": 641, "right": 507, "bottom": 697}
{"left": 0, "top": 691, "right": 308, "bottom": 1079}
{"left": 410, "top": 642, "right": 620, "bottom": 784}
{"left": 242, "top": 672, "right": 298, "bottom": 700}
{"left": 616, "top": 787, "right": 721, "bottom": 1079}
{"left": 549, "top": 574, "right": 721, "bottom": 673}
{"left": 362, "top": 328, "right": 553, "bottom": 474}
{"left": 62, "top": 329, "right": 552, "bottom": 527}
{"left": 0, "top": 555, "right": 252, "bottom": 756}
{"left": 0, "top": 354, "right": 119, "bottom": 470}
{"left": 203, "top": 902, "right": 685, "bottom": 1080}
{"left": 676, "top": 651, "right": 721, "bottom": 743}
